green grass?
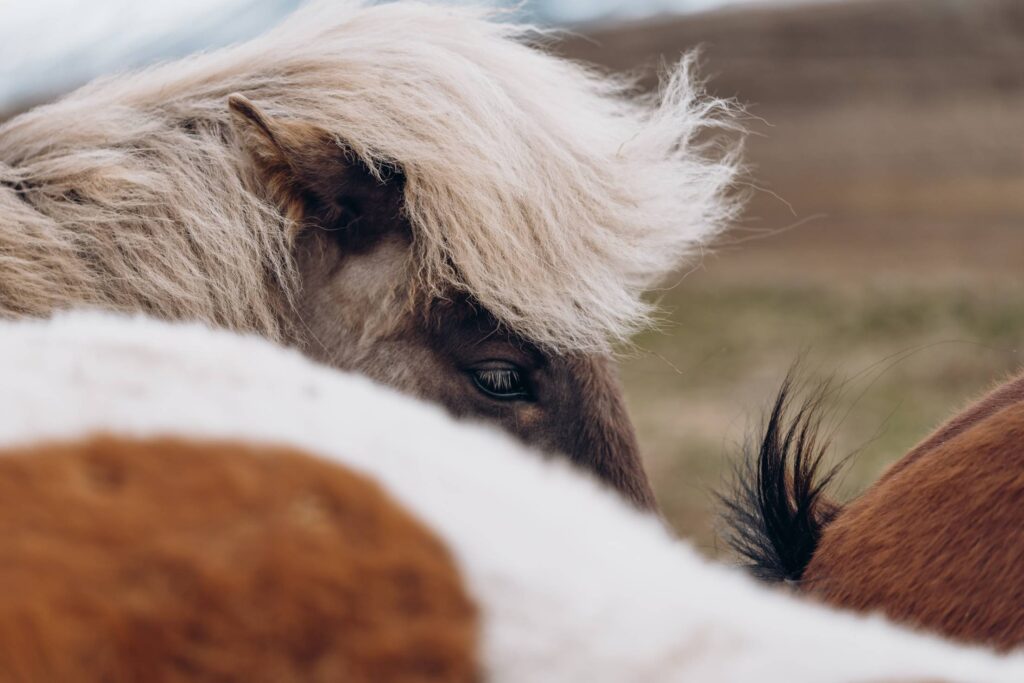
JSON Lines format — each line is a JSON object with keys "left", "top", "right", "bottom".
{"left": 622, "top": 273, "right": 1024, "bottom": 555}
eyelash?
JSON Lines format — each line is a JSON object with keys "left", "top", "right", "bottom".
{"left": 470, "top": 367, "right": 533, "bottom": 401}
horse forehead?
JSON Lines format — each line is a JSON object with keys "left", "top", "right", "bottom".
{"left": 330, "top": 235, "right": 411, "bottom": 301}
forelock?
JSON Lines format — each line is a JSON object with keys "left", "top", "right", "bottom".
{"left": 243, "top": 1, "right": 743, "bottom": 351}
{"left": 13, "top": 0, "right": 743, "bottom": 352}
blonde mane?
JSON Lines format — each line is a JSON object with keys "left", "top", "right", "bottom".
{"left": 0, "top": 0, "right": 741, "bottom": 351}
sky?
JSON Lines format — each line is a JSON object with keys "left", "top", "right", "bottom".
{"left": 0, "top": 0, "right": 805, "bottom": 111}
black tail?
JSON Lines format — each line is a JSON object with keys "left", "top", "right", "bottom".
{"left": 718, "top": 374, "right": 845, "bottom": 583}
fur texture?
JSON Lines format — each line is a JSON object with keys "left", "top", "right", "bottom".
{"left": 803, "top": 397, "right": 1024, "bottom": 651}
{"left": 878, "top": 370, "right": 1024, "bottom": 481}
{"left": 719, "top": 368, "right": 1024, "bottom": 649}
{"left": 0, "top": 0, "right": 740, "bottom": 352}
{"left": 0, "top": 436, "right": 479, "bottom": 682}
{"left": 4, "top": 311, "right": 1024, "bottom": 682}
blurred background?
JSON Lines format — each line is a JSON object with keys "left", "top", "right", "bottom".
{"left": 3, "top": 0, "right": 1022, "bottom": 554}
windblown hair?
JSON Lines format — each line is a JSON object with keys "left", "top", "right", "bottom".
{"left": 0, "top": 0, "right": 741, "bottom": 351}
{"left": 719, "top": 374, "right": 844, "bottom": 583}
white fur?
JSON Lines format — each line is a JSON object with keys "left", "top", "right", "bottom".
{"left": 1, "top": 311, "right": 1019, "bottom": 682}
{"left": 0, "top": 0, "right": 740, "bottom": 352}
{"left": 4, "top": 313, "right": 1019, "bottom": 679}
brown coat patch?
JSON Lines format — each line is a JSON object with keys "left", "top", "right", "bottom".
{"left": 0, "top": 436, "right": 479, "bottom": 682}
{"left": 884, "top": 372, "right": 1024, "bottom": 480}
{"left": 803, "top": 399, "right": 1024, "bottom": 650}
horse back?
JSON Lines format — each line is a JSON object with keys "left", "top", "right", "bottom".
{"left": 802, "top": 383, "right": 1024, "bottom": 650}
{"left": 886, "top": 370, "right": 1024, "bottom": 479}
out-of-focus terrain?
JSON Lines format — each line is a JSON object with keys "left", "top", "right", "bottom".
{"left": 562, "top": 0, "right": 1024, "bottom": 553}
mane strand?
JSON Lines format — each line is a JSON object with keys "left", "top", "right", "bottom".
{"left": 718, "top": 373, "right": 844, "bottom": 583}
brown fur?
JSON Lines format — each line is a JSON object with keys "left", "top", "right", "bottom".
{"left": 884, "top": 371, "right": 1024, "bottom": 479}
{"left": 0, "top": 436, "right": 479, "bottom": 682}
{"left": 413, "top": 301, "right": 656, "bottom": 509}
{"left": 803, "top": 382, "right": 1024, "bottom": 650}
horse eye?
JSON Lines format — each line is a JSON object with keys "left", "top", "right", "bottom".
{"left": 470, "top": 365, "right": 533, "bottom": 401}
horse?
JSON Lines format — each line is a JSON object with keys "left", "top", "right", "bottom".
{"left": 5, "top": 311, "right": 1024, "bottom": 682}
{"left": 0, "top": 0, "right": 742, "bottom": 509}
{"left": 721, "top": 368, "right": 1024, "bottom": 650}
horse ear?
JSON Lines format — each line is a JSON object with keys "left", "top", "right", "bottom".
{"left": 227, "top": 93, "right": 280, "bottom": 153}
{"left": 228, "top": 93, "right": 311, "bottom": 221}
{"left": 228, "top": 94, "right": 406, "bottom": 246}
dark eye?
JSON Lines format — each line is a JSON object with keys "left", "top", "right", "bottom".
{"left": 469, "top": 364, "right": 533, "bottom": 401}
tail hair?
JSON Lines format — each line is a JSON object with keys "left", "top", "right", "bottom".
{"left": 718, "top": 373, "right": 845, "bottom": 583}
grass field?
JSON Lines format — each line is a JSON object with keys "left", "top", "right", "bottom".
{"left": 623, "top": 247, "right": 1024, "bottom": 553}
{"left": 564, "top": 0, "right": 1024, "bottom": 553}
